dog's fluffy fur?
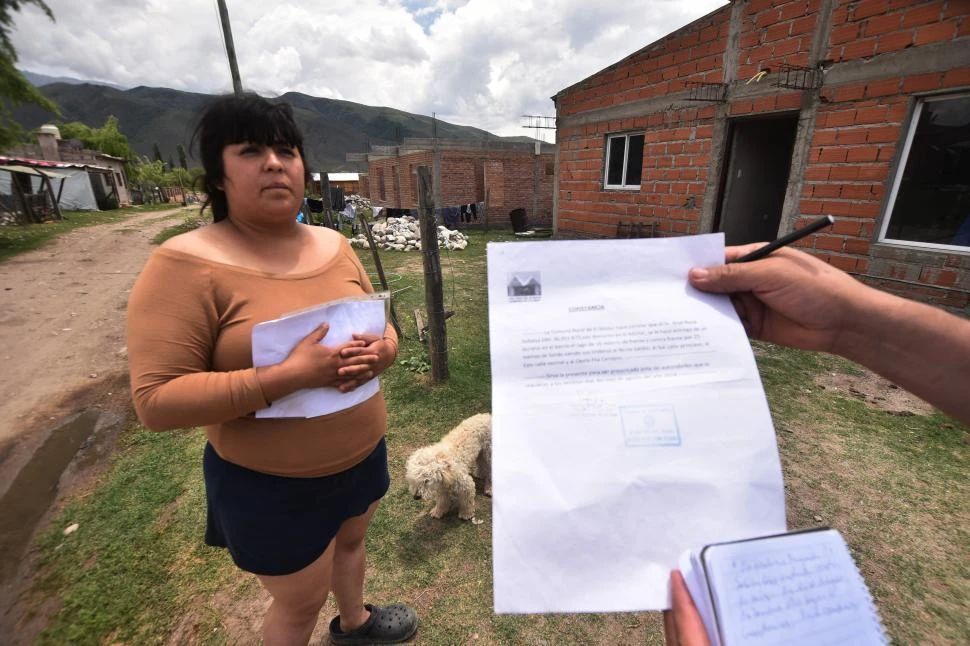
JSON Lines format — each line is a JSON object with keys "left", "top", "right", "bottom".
{"left": 405, "top": 413, "right": 491, "bottom": 520}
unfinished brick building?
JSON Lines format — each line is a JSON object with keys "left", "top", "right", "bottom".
{"left": 554, "top": 0, "right": 970, "bottom": 312}
{"left": 350, "top": 138, "right": 556, "bottom": 229}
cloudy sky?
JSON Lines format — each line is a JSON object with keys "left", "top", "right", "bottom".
{"left": 14, "top": 0, "right": 725, "bottom": 138}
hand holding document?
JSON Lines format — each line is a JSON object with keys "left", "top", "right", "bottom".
{"left": 251, "top": 293, "right": 387, "bottom": 418}
{"left": 487, "top": 234, "right": 786, "bottom": 613}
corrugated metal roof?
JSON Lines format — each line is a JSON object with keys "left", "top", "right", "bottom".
{"left": 0, "top": 165, "right": 71, "bottom": 179}
{"left": 0, "top": 155, "right": 111, "bottom": 172}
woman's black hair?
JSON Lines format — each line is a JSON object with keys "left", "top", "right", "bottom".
{"left": 191, "top": 93, "right": 310, "bottom": 222}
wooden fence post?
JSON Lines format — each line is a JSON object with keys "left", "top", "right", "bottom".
{"left": 417, "top": 166, "right": 448, "bottom": 382}
{"left": 484, "top": 187, "right": 490, "bottom": 232}
{"left": 322, "top": 172, "right": 334, "bottom": 228}
{"left": 356, "top": 211, "right": 402, "bottom": 337}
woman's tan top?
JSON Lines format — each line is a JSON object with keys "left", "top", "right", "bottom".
{"left": 126, "top": 236, "right": 396, "bottom": 477}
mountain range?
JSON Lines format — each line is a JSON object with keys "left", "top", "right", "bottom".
{"left": 12, "top": 77, "right": 531, "bottom": 172}
{"left": 23, "top": 70, "right": 127, "bottom": 91}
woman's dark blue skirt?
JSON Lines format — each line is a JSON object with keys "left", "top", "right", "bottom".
{"left": 203, "top": 437, "right": 390, "bottom": 576}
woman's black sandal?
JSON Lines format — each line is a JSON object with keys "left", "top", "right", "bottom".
{"left": 329, "top": 603, "right": 418, "bottom": 644}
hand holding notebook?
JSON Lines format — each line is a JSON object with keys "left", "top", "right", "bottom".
{"left": 678, "top": 528, "right": 888, "bottom": 646}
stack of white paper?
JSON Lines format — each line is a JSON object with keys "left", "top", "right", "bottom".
{"left": 251, "top": 294, "right": 387, "bottom": 419}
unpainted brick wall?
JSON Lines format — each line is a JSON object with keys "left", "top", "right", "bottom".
{"left": 737, "top": 0, "right": 821, "bottom": 80}
{"left": 558, "top": 106, "right": 715, "bottom": 238}
{"left": 827, "top": 0, "right": 970, "bottom": 62}
{"left": 555, "top": 0, "right": 970, "bottom": 311}
{"left": 557, "top": 10, "right": 730, "bottom": 118}
{"left": 367, "top": 148, "right": 555, "bottom": 227}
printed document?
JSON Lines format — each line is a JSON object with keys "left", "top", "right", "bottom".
{"left": 252, "top": 293, "right": 387, "bottom": 418}
{"left": 487, "top": 234, "right": 786, "bottom": 613}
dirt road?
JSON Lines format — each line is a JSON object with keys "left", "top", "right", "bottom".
{"left": 0, "top": 207, "right": 190, "bottom": 521}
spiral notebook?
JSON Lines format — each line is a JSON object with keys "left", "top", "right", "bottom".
{"left": 680, "top": 527, "right": 888, "bottom": 646}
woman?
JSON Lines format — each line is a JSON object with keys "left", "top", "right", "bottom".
{"left": 127, "top": 94, "right": 417, "bottom": 646}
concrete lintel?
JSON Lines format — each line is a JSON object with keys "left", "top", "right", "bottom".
{"left": 558, "top": 92, "right": 696, "bottom": 128}
{"left": 824, "top": 37, "right": 970, "bottom": 87}
{"left": 726, "top": 77, "right": 808, "bottom": 101}
{"left": 557, "top": 79, "right": 802, "bottom": 130}
{"left": 395, "top": 146, "right": 432, "bottom": 155}
{"left": 871, "top": 242, "right": 968, "bottom": 265}
{"left": 345, "top": 153, "right": 368, "bottom": 162}
{"left": 401, "top": 138, "right": 555, "bottom": 154}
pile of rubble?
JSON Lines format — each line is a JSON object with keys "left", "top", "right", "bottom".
{"left": 349, "top": 216, "right": 469, "bottom": 252}
{"left": 346, "top": 194, "right": 371, "bottom": 209}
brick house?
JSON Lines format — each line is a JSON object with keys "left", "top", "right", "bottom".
{"left": 553, "top": 0, "right": 970, "bottom": 312}
{"left": 350, "top": 138, "right": 556, "bottom": 229}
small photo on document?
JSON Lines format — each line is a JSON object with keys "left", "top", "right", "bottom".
{"left": 507, "top": 272, "right": 542, "bottom": 301}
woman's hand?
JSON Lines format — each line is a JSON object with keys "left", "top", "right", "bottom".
{"left": 287, "top": 323, "right": 378, "bottom": 389}
{"left": 334, "top": 333, "right": 398, "bottom": 392}
{"left": 257, "top": 323, "right": 372, "bottom": 400}
{"left": 663, "top": 570, "right": 710, "bottom": 646}
{"left": 687, "top": 245, "right": 876, "bottom": 355}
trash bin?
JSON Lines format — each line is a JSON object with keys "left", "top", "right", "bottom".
{"left": 509, "top": 208, "right": 528, "bottom": 233}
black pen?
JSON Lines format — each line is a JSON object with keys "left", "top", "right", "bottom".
{"left": 731, "top": 215, "right": 836, "bottom": 263}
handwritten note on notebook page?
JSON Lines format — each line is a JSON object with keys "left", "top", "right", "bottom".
{"left": 702, "top": 529, "right": 887, "bottom": 646}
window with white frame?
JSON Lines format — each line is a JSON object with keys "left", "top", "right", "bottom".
{"left": 604, "top": 133, "right": 644, "bottom": 189}
{"left": 880, "top": 93, "right": 970, "bottom": 250}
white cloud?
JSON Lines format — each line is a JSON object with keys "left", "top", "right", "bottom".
{"left": 13, "top": 0, "right": 727, "bottom": 136}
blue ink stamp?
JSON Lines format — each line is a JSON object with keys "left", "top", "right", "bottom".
{"left": 619, "top": 404, "right": 681, "bottom": 447}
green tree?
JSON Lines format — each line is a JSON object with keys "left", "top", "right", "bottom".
{"left": 89, "top": 115, "right": 131, "bottom": 158}
{"left": 129, "top": 156, "right": 167, "bottom": 202}
{"left": 167, "top": 166, "right": 191, "bottom": 188}
{"left": 152, "top": 142, "right": 162, "bottom": 162}
{"left": 58, "top": 115, "right": 132, "bottom": 159}
{"left": 177, "top": 143, "right": 187, "bottom": 170}
{"left": 58, "top": 120, "right": 93, "bottom": 143}
{"left": 0, "top": 0, "right": 60, "bottom": 147}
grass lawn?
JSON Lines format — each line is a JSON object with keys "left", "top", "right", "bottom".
{"left": 0, "top": 203, "right": 188, "bottom": 263}
{"left": 22, "top": 229, "right": 970, "bottom": 645}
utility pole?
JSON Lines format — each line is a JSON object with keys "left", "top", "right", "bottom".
{"left": 216, "top": 0, "right": 243, "bottom": 95}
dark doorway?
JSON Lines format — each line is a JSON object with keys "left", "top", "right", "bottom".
{"left": 715, "top": 115, "right": 799, "bottom": 245}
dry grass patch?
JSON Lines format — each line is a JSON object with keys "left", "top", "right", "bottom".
{"left": 762, "top": 344, "right": 970, "bottom": 645}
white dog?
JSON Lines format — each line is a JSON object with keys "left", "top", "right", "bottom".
{"left": 405, "top": 413, "right": 492, "bottom": 520}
